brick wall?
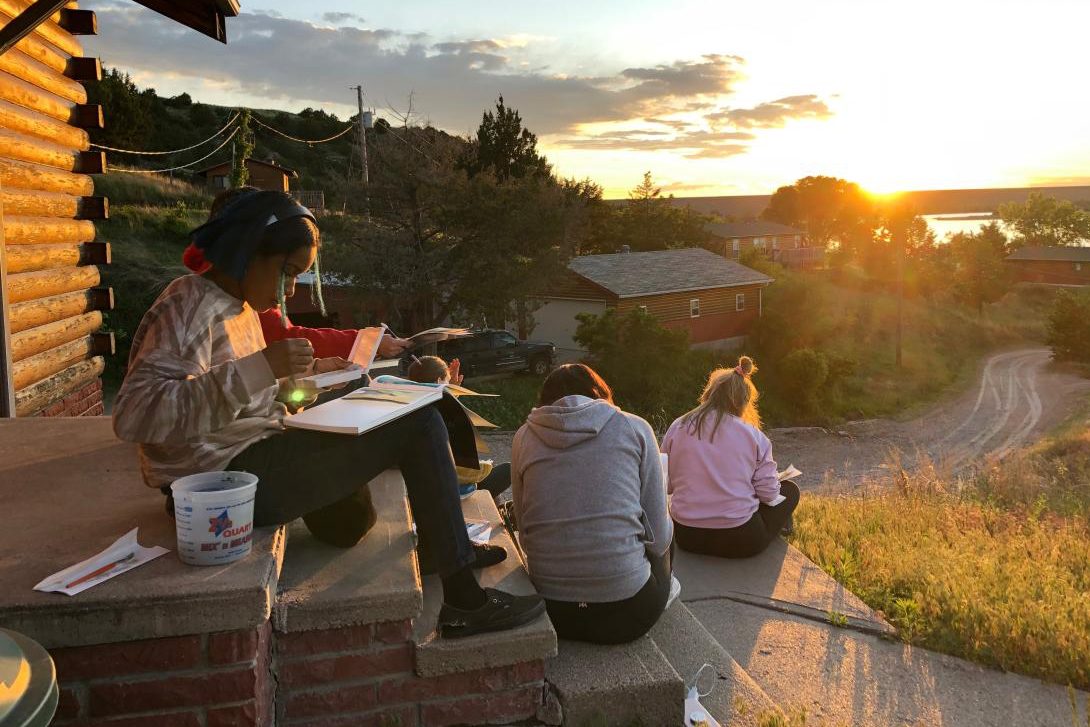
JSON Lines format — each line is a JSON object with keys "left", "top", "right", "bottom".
{"left": 51, "top": 623, "right": 273, "bottom": 727}
{"left": 276, "top": 620, "right": 544, "bottom": 727}
{"left": 33, "top": 378, "right": 104, "bottom": 417}
{"left": 48, "top": 617, "right": 547, "bottom": 727}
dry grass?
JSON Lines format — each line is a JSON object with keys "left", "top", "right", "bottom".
{"left": 789, "top": 435, "right": 1090, "bottom": 690}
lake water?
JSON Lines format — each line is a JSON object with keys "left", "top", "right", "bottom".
{"left": 922, "top": 212, "right": 1001, "bottom": 242}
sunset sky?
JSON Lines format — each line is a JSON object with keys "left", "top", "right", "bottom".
{"left": 84, "top": 0, "right": 1090, "bottom": 198}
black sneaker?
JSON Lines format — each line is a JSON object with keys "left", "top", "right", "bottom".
{"left": 418, "top": 543, "right": 507, "bottom": 576}
{"left": 439, "top": 588, "right": 546, "bottom": 639}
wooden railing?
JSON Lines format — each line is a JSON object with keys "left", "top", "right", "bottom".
{"left": 291, "top": 190, "right": 325, "bottom": 211}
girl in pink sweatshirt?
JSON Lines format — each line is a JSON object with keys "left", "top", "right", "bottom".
{"left": 662, "top": 356, "right": 800, "bottom": 558}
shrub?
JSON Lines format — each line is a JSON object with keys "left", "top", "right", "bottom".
{"left": 779, "top": 348, "right": 829, "bottom": 414}
{"left": 1047, "top": 288, "right": 1090, "bottom": 363}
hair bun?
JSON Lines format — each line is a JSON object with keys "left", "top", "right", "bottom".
{"left": 737, "top": 356, "right": 756, "bottom": 375}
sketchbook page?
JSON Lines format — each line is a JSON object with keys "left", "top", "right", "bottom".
{"left": 776, "top": 464, "right": 802, "bottom": 482}
{"left": 407, "top": 327, "right": 471, "bottom": 348}
{"left": 766, "top": 494, "right": 787, "bottom": 506}
{"left": 348, "top": 325, "right": 387, "bottom": 370}
{"left": 296, "top": 364, "right": 365, "bottom": 389}
{"left": 457, "top": 398, "right": 498, "bottom": 428}
{"left": 284, "top": 387, "right": 442, "bottom": 435}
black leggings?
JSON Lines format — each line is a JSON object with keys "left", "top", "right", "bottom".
{"left": 544, "top": 544, "right": 673, "bottom": 645}
{"left": 675, "top": 481, "right": 801, "bottom": 559}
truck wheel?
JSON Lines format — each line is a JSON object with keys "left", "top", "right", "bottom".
{"left": 530, "top": 357, "right": 550, "bottom": 377}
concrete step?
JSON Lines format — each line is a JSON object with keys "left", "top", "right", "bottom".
{"left": 545, "top": 626, "right": 686, "bottom": 727}
{"left": 274, "top": 469, "right": 422, "bottom": 633}
{"left": 412, "top": 490, "right": 558, "bottom": 677}
{"left": 649, "top": 601, "right": 781, "bottom": 727}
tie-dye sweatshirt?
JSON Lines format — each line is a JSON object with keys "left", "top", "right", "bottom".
{"left": 113, "top": 274, "right": 285, "bottom": 487}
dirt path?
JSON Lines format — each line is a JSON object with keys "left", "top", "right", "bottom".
{"left": 770, "top": 347, "right": 1090, "bottom": 489}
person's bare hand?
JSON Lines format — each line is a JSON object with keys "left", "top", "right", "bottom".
{"left": 312, "top": 357, "right": 352, "bottom": 374}
{"left": 263, "top": 338, "right": 313, "bottom": 379}
{"left": 378, "top": 334, "right": 410, "bottom": 359}
{"left": 448, "top": 358, "right": 464, "bottom": 386}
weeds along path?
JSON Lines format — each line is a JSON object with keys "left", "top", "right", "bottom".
{"left": 770, "top": 347, "right": 1090, "bottom": 489}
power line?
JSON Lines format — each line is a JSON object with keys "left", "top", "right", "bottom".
{"left": 250, "top": 116, "right": 354, "bottom": 144}
{"left": 90, "top": 112, "right": 240, "bottom": 155}
{"left": 113, "top": 126, "right": 240, "bottom": 175}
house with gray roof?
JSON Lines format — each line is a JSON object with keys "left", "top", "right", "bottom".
{"left": 531, "top": 247, "right": 774, "bottom": 359}
{"left": 704, "top": 220, "right": 823, "bottom": 268}
{"left": 1006, "top": 246, "right": 1090, "bottom": 286}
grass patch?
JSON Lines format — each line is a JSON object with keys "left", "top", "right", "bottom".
{"left": 462, "top": 374, "right": 545, "bottom": 430}
{"left": 789, "top": 426, "right": 1090, "bottom": 690}
{"left": 95, "top": 171, "right": 210, "bottom": 208}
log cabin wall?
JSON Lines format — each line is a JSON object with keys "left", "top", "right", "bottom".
{"left": 0, "top": 0, "right": 111, "bottom": 417}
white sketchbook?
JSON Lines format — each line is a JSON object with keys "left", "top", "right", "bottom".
{"left": 766, "top": 464, "right": 802, "bottom": 506}
{"left": 295, "top": 326, "right": 386, "bottom": 389}
{"left": 283, "top": 384, "right": 442, "bottom": 435}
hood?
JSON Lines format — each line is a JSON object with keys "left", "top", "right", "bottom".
{"left": 525, "top": 395, "right": 619, "bottom": 449}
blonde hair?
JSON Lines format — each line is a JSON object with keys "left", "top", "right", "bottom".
{"left": 680, "top": 356, "right": 761, "bottom": 441}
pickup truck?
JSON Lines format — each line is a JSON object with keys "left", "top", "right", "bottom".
{"left": 402, "top": 329, "right": 557, "bottom": 378}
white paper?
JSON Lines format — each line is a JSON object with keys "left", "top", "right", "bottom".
{"left": 465, "top": 519, "right": 493, "bottom": 544}
{"left": 33, "top": 528, "right": 169, "bottom": 596}
{"left": 348, "top": 325, "right": 387, "bottom": 369}
{"left": 777, "top": 464, "right": 802, "bottom": 482}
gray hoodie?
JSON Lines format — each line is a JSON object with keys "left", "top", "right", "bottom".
{"left": 511, "top": 395, "right": 672, "bottom": 603}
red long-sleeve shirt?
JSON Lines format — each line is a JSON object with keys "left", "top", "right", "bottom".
{"left": 259, "top": 307, "right": 358, "bottom": 359}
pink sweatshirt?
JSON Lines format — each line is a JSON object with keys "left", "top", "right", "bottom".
{"left": 661, "top": 413, "right": 780, "bottom": 529}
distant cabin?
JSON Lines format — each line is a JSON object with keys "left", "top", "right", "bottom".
{"left": 1005, "top": 246, "right": 1090, "bottom": 286}
{"left": 704, "top": 221, "right": 822, "bottom": 268}
{"left": 196, "top": 158, "right": 298, "bottom": 192}
{"left": 532, "top": 247, "right": 773, "bottom": 360}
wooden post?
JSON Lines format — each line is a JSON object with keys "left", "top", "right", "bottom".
{"left": 0, "top": 176, "right": 15, "bottom": 416}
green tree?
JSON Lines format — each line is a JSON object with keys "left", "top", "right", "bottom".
{"left": 461, "top": 96, "right": 551, "bottom": 182}
{"left": 761, "top": 176, "right": 876, "bottom": 252}
{"left": 780, "top": 348, "right": 829, "bottom": 415}
{"left": 230, "top": 109, "right": 253, "bottom": 188}
{"left": 85, "top": 67, "right": 155, "bottom": 151}
{"left": 573, "top": 307, "right": 690, "bottom": 417}
{"left": 1046, "top": 289, "right": 1090, "bottom": 363}
{"left": 947, "top": 223, "right": 1011, "bottom": 313}
{"left": 998, "top": 193, "right": 1090, "bottom": 248}
{"left": 598, "top": 172, "right": 710, "bottom": 253}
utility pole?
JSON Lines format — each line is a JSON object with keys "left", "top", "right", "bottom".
{"left": 895, "top": 223, "right": 904, "bottom": 368}
{"left": 351, "top": 85, "right": 370, "bottom": 219}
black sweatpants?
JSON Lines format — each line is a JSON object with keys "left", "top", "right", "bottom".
{"left": 675, "top": 480, "right": 801, "bottom": 559}
{"left": 544, "top": 543, "right": 673, "bottom": 645}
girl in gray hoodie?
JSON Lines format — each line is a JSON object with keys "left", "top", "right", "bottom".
{"left": 511, "top": 364, "right": 674, "bottom": 644}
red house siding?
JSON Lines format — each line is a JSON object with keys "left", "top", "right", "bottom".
{"left": 616, "top": 285, "right": 764, "bottom": 344}
{"left": 1008, "top": 259, "right": 1090, "bottom": 286}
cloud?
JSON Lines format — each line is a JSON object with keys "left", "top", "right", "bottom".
{"left": 557, "top": 129, "right": 755, "bottom": 158}
{"left": 707, "top": 94, "right": 832, "bottom": 129}
{"left": 321, "top": 11, "right": 364, "bottom": 26}
{"left": 81, "top": 4, "right": 831, "bottom": 160}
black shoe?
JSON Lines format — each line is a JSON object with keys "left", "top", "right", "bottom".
{"left": 418, "top": 543, "right": 507, "bottom": 576}
{"left": 781, "top": 515, "right": 795, "bottom": 537}
{"left": 439, "top": 588, "right": 546, "bottom": 639}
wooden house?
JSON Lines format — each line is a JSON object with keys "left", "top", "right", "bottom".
{"left": 1005, "top": 246, "right": 1090, "bottom": 286}
{"left": 0, "top": 0, "right": 241, "bottom": 418}
{"left": 705, "top": 220, "right": 823, "bottom": 268}
{"left": 531, "top": 247, "right": 773, "bottom": 359}
{"left": 197, "top": 157, "right": 297, "bottom": 193}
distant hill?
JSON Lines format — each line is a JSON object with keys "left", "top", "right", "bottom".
{"left": 661, "top": 185, "right": 1090, "bottom": 220}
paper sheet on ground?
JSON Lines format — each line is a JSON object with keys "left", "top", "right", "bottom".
{"left": 33, "top": 528, "right": 168, "bottom": 596}
{"left": 410, "top": 519, "right": 494, "bottom": 545}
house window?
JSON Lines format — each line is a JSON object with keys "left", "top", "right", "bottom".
{"left": 794, "top": 234, "right": 801, "bottom": 247}
{"left": 638, "top": 304, "right": 648, "bottom": 313}
{"left": 753, "top": 237, "right": 764, "bottom": 248}
{"left": 732, "top": 239, "right": 740, "bottom": 253}
{"left": 736, "top": 293, "right": 745, "bottom": 311}
{"left": 690, "top": 299, "right": 700, "bottom": 318}
{"left": 771, "top": 237, "right": 779, "bottom": 249}
{"left": 1077, "top": 263, "right": 1083, "bottom": 272}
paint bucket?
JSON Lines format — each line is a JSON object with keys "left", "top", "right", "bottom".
{"left": 170, "top": 471, "right": 258, "bottom": 566}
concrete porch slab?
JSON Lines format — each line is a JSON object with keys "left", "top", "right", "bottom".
{"left": 273, "top": 469, "right": 422, "bottom": 633}
{"left": 0, "top": 417, "right": 285, "bottom": 649}
{"left": 413, "top": 490, "right": 557, "bottom": 677}
{"left": 674, "top": 538, "right": 895, "bottom": 636}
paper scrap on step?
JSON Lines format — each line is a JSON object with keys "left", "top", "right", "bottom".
{"left": 465, "top": 519, "right": 493, "bottom": 544}
{"left": 33, "top": 528, "right": 169, "bottom": 596}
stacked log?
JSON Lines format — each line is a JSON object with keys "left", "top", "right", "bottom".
{"left": 0, "top": 0, "right": 110, "bottom": 417}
